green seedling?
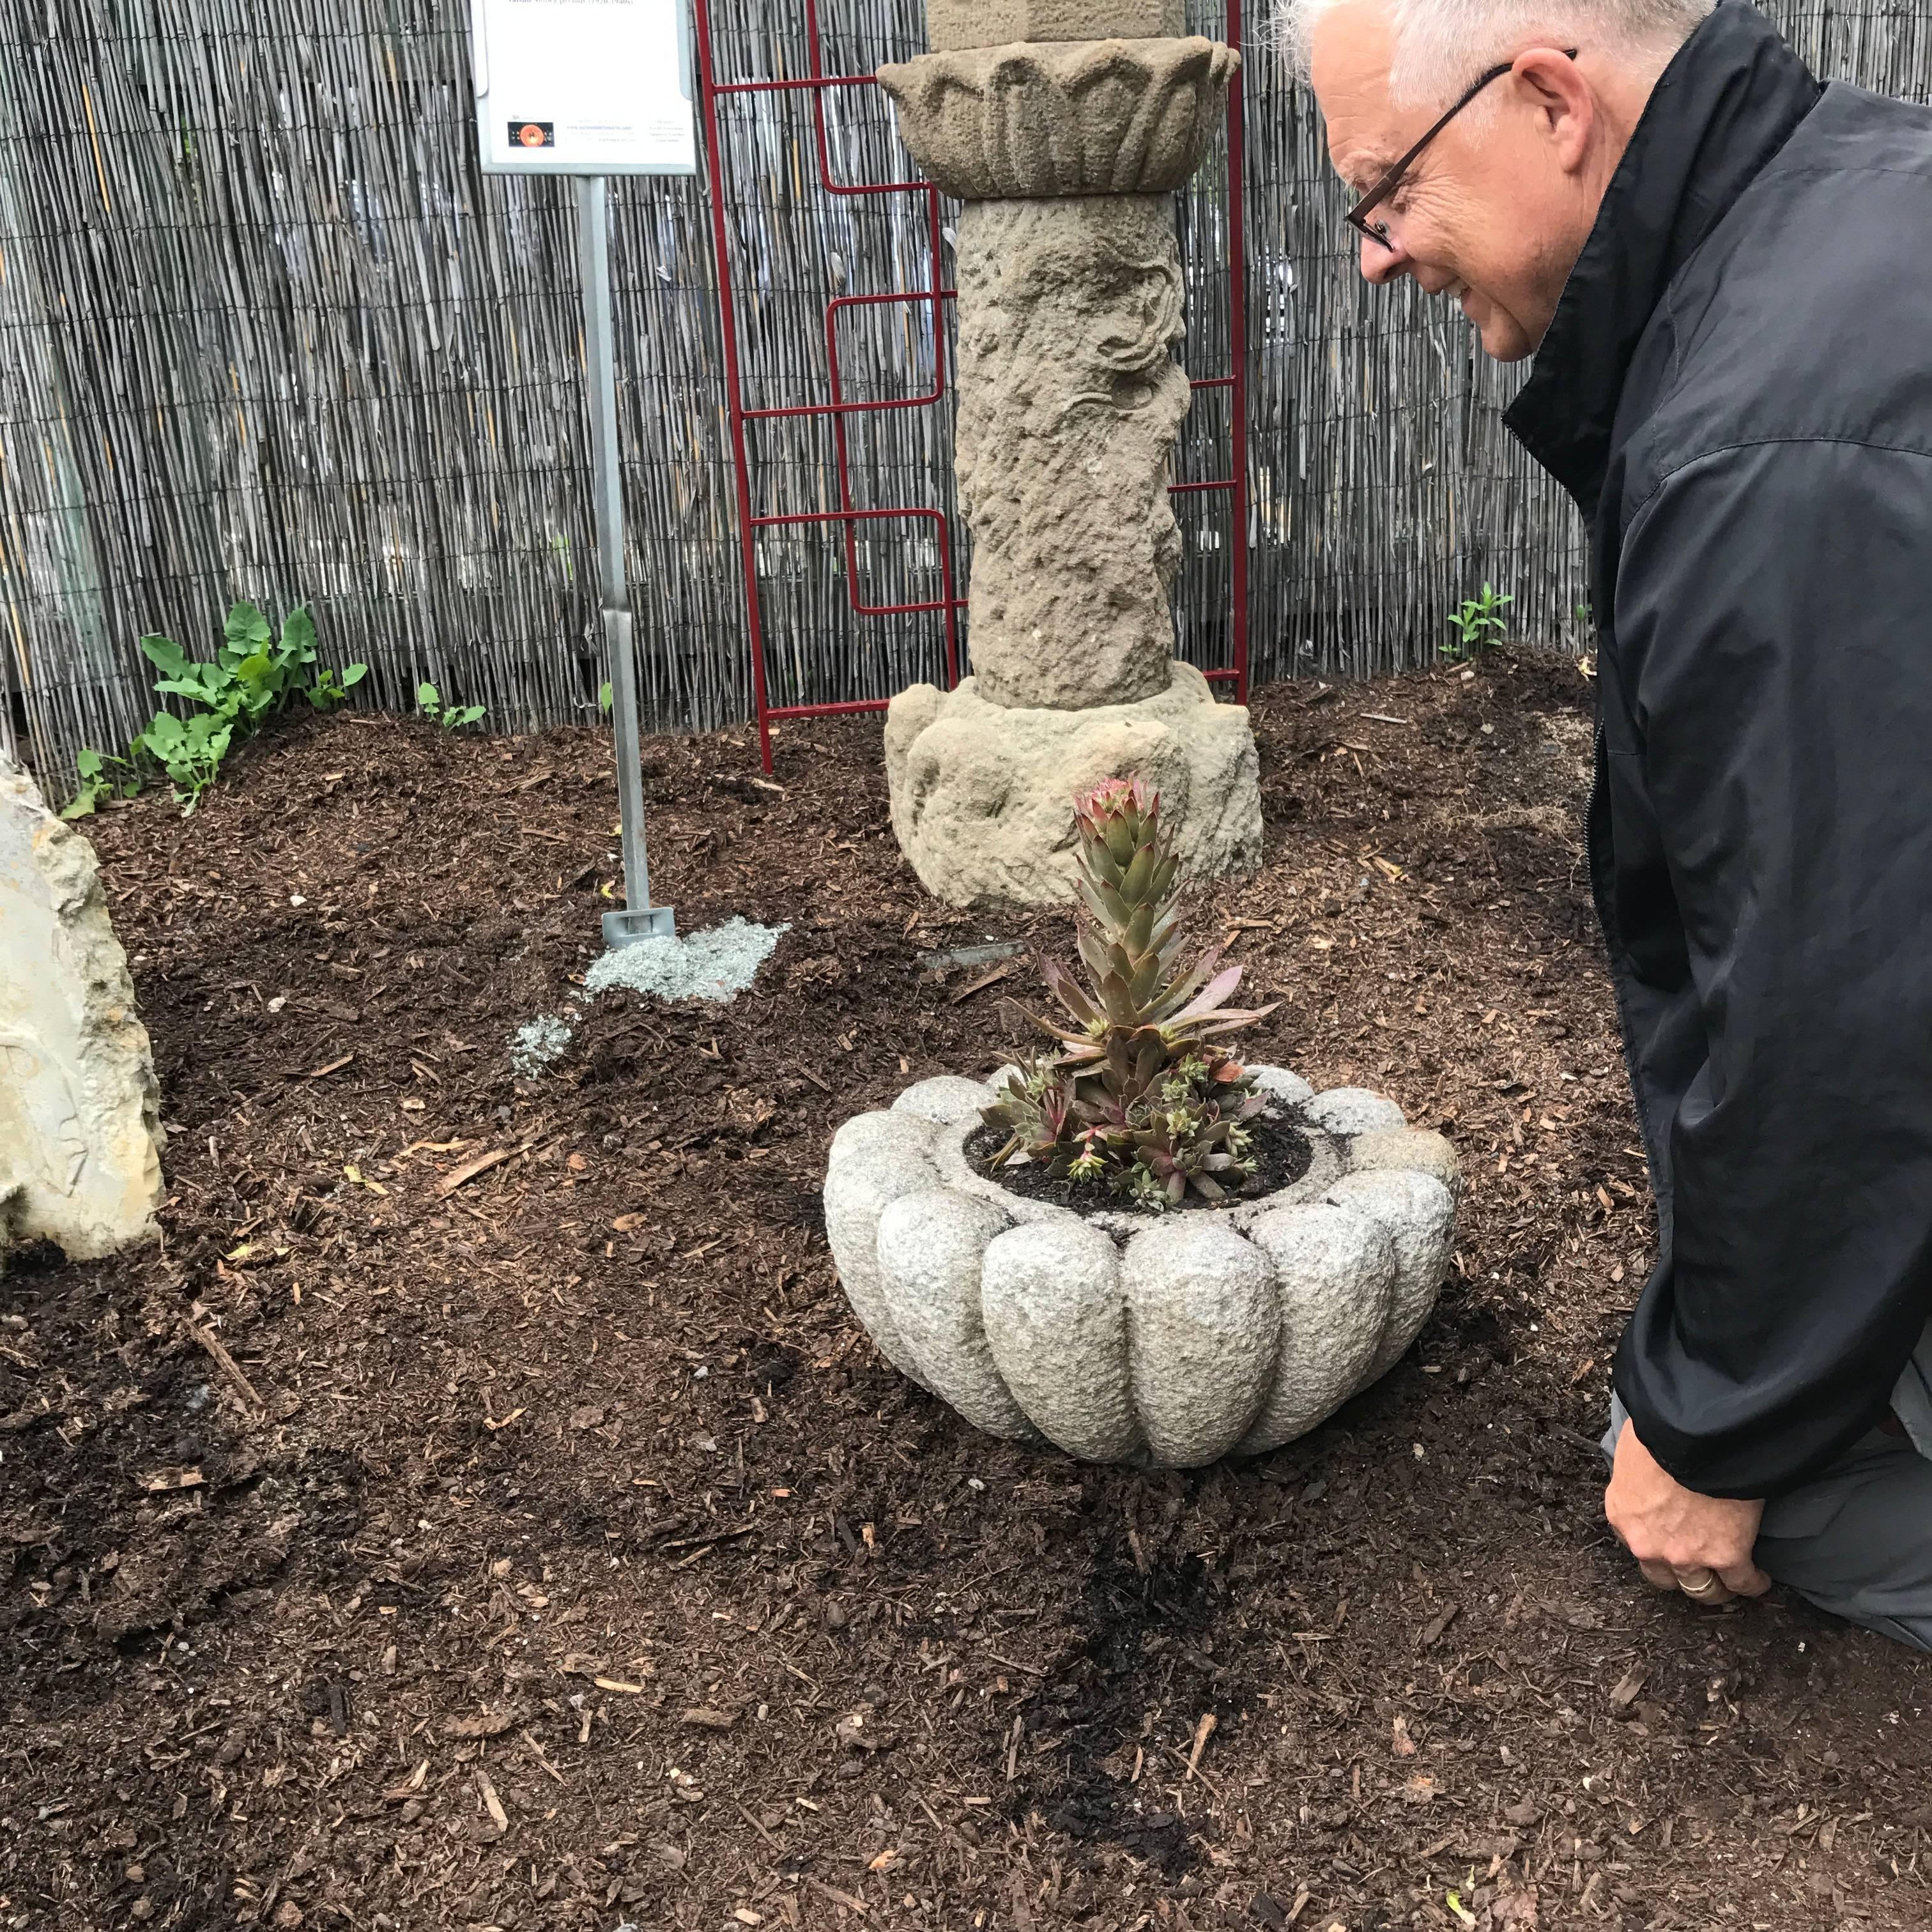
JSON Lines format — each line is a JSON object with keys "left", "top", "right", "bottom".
{"left": 311, "top": 660, "right": 369, "bottom": 707}
{"left": 1443, "top": 582, "right": 1514, "bottom": 661}
{"left": 142, "top": 603, "right": 362, "bottom": 730}
{"left": 59, "top": 746, "right": 140, "bottom": 820}
{"left": 417, "top": 682, "right": 486, "bottom": 731}
{"left": 137, "top": 708, "right": 233, "bottom": 813}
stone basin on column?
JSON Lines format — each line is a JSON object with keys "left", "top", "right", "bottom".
{"left": 877, "top": 2, "right": 1262, "bottom": 908}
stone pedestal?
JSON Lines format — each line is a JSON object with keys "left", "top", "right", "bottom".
{"left": 1, "top": 755, "right": 165, "bottom": 1262}
{"left": 887, "top": 662, "right": 1257, "bottom": 907}
{"left": 877, "top": 19, "right": 1262, "bottom": 906}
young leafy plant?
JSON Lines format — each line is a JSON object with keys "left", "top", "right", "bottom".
{"left": 68, "top": 602, "right": 365, "bottom": 815}
{"left": 141, "top": 603, "right": 364, "bottom": 731}
{"left": 417, "top": 682, "right": 486, "bottom": 731}
{"left": 137, "top": 709, "right": 233, "bottom": 813}
{"left": 59, "top": 746, "right": 140, "bottom": 820}
{"left": 981, "top": 778, "right": 1279, "bottom": 1209}
{"left": 310, "top": 658, "right": 370, "bottom": 708}
{"left": 1443, "top": 582, "right": 1514, "bottom": 662}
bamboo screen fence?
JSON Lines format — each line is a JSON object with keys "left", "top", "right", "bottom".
{"left": 2, "top": 0, "right": 1927, "bottom": 796}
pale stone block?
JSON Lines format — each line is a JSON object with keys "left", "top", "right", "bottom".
{"left": 926, "top": 0, "right": 1184, "bottom": 52}
{"left": 828, "top": 1106, "right": 935, "bottom": 1172}
{"left": 1252, "top": 1066, "right": 1315, "bottom": 1110}
{"left": 1305, "top": 1087, "right": 1407, "bottom": 1137}
{"left": 1325, "top": 1169, "right": 1456, "bottom": 1379}
{"left": 876, "top": 1187, "right": 1038, "bottom": 1439}
{"left": 1347, "top": 1126, "right": 1463, "bottom": 1201}
{"left": 822, "top": 1112, "right": 942, "bottom": 1387}
{"left": 1, "top": 755, "right": 164, "bottom": 1262}
{"left": 1236, "top": 1202, "right": 1396, "bottom": 1455}
{"left": 891, "top": 1075, "right": 994, "bottom": 1125}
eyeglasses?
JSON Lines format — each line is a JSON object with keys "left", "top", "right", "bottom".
{"left": 1345, "top": 49, "right": 1579, "bottom": 251}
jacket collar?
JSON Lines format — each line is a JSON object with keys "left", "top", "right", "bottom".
{"left": 1505, "top": 2, "right": 1820, "bottom": 518}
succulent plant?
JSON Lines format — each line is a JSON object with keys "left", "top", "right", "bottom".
{"left": 982, "top": 778, "right": 1279, "bottom": 1207}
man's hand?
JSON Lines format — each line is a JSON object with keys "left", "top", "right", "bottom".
{"left": 1605, "top": 1421, "right": 1771, "bottom": 1606}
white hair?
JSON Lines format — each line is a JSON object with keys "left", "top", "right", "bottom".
{"left": 1276, "top": 0, "right": 1717, "bottom": 107}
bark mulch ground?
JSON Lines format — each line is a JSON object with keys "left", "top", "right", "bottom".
{"left": 4, "top": 648, "right": 1929, "bottom": 1932}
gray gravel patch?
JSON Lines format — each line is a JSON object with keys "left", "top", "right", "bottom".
{"left": 508, "top": 1013, "right": 575, "bottom": 1078}
{"left": 582, "top": 916, "right": 789, "bottom": 1006}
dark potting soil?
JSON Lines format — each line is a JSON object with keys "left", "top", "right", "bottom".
{"left": 6, "top": 648, "right": 1929, "bottom": 1932}
{"left": 962, "top": 1108, "right": 1312, "bottom": 1215}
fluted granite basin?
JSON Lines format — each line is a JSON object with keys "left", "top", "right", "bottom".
{"left": 824, "top": 1066, "right": 1460, "bottom": 1466}
{"left": 876, "top": 36, "right": 1240, "bottom": 199}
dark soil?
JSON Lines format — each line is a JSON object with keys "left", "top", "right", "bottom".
{"left": 963, "top": 1112, "right": 1314, "bottom": 1216}
{"left": 4, "top": 648, "right": 1929, "bottom": 1932}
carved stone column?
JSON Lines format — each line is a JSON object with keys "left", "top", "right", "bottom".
{"left": 878, "top": 13, "right": 1262, "bottom": 907}
{"left": 952, "top": 194, "right": 1192, "bottom": 710}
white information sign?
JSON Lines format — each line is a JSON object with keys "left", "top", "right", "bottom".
{"left": 471, "top": 0, "right": 697, "bottom": 175}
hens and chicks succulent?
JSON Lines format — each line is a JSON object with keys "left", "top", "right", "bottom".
{"left": 983, "top": 778, "right": 1278, "bottom": 1210}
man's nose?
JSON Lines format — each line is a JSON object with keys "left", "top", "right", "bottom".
{"left": 1359, "top": 231, "right": 1412, "bottom": 285}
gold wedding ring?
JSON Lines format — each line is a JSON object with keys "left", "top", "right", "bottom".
{"left": 1677, "top": 1567, "right": 1722, "bottom": 1598}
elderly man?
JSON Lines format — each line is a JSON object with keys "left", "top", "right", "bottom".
{"left": 1294, "top": 0, "right": 1932, "bottom": 1647}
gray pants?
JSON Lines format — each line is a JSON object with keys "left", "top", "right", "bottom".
{"left": 1604, "top": 1398, "right": 1932, "bottom": 1652}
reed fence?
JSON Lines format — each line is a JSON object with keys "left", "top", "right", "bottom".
{"left": 1, "top": 0, "right": 1924, "bottom": 797}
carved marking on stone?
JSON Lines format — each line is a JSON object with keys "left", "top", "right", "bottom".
{"left": 1, "top": 753, "right": 165, "bottom": 1260}
{"left": 953, "top": 195, "right": 1190, "bottom": 710}
{"left": 0, "top": 1034, "right": 89, "bottom": 1196}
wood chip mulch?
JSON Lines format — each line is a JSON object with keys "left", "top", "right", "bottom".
{"left": 3, "top": 647, "right": 1928, "bottom": 1931}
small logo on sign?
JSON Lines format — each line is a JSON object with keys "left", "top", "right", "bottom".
{"left": 511, "top": 121, "right": 555, "bottom": 149}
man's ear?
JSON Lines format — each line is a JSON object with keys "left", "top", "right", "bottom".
{"left": 1513, "top": 47, "right": 1595, "bottom": 174}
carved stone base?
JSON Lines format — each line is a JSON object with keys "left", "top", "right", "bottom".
{"left": 884, "top": 662, "right": 1261, "bottom": 907}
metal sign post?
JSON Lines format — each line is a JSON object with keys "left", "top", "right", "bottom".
{"left": 471, "top": 0, "right": 696, "bottom": 946}
{"left": 576, "top": 176, "right": 674, "bottom": 944}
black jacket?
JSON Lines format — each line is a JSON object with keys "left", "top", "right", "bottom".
{"left": 1506, "top": 1, "right": 1932, "bottom": 1498}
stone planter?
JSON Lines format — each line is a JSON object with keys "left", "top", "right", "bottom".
{"left": 824, "top": 1066, "right": 1459, "bottom": 1466}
